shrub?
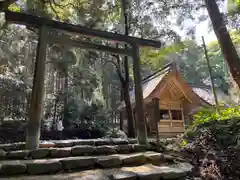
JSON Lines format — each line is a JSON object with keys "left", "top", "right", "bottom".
{"left": 182, "top": 105, "right": 240, "bottom": 148}
{"left": 180, "top": 139, "right": 188, "bottom": 148}
{"left": 105, "top": 128, "right": 127, "bottom": 139}
{"left": 190, "top": 105, "right": 240, "bottom": 130}
{"left": 60, "top": 96, "right": 110, "bottom": 137}
{"left": 181, "top": 106, "right": 240, "bottom": 179}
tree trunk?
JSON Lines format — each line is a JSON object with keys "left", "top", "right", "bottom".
{"left": 202, "top": 36, "right": 219, "bottom": 112}
{"left": 122, "top": 83, "right": 135, "bottom": 138}
{"left": 26, "top": 26, "right": 47, "bottom": 150}
{"left": 121, "top": 0, "right": 135, "bottom": 137}
{"left": 116, "top": 71, "right": 135, "bottom": 137}
{"left": 204, "top": 0, "right": 240, "bottom": 89}
{"left": 152, "top": 98, "right": 160, "bottom": 151}
{"left": 63, "top": 67, "right": 69, "bottom": 127}
{"left": 119, "top": 89, "right": 124, "bottom": 130}
{"left": 47, "top": 63, "right": 54, "bottom": 94}
{"left": 52, "top": 96, "right": 58, "bottom": 129}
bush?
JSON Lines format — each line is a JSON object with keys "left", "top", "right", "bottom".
{"left": 187, "top": 105, "right": 240, "bottom": 134}
{"left": 59, "top": 96, "right": 110, "bottom": 137}
{"left": 182, "top": 117, "right": 240, "bottom": 179}
{"left": 0, "top": 120, "right": 26, "bottom": 143}
{"left": 181, "top": 106, "right": 240, "bottom": 180}
{"left": 105, "top": 128, "right": 127, "bottom": 139}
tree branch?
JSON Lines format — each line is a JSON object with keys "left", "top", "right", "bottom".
{"left": 51, "top": 0, "right": 75, "bottom": 8}
{"left": 48, "top": 0, "right": 61, "bottom": 20}
{"left": 102, "top": 60, "right": 125, "bottom": 84}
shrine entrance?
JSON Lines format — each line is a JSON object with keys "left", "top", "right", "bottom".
{"left": 5, "top": 10, "right": 161, "bottom": 149}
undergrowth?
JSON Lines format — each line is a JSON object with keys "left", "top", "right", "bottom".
{"left": 181, "top": 105, "right": 240, "bottom": 179}
{"left": 185, "top": 105, "right": 240, "bottom": 139}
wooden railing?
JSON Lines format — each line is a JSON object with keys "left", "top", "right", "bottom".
{"left": 158, "top": 119, "right": 184, "bottom": 133}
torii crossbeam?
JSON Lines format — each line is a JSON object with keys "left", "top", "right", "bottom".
{"left": 5, "top": 10, "right": 162, "bottom": 149}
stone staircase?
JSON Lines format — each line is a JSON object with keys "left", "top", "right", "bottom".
{"left": 0, "top": 139, "right": 193, "bottom": 179}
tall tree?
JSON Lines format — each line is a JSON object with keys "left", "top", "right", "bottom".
{"left": 204, "top": 0, "right": 240, "bottom": 88}
{"left": 120, "top": 0, "right": 135, "bottom": 138}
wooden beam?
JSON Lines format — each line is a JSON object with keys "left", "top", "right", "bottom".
{"left": 47, "top": 35, "right": 132, "bottom": 56}
{"left": 131, "top": 43, "right": 147, "bottom": 145}
{"left": 26, "top": 26, "right": 47, "bottom": 150}
{"left": 5, "top": 11, "right": 162, "bottom": 48}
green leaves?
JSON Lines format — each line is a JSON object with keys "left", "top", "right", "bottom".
{"left": 140, "top": 42, "right": 186, "bottom": 71}
{"left": 8, "top": 4, "right": 20, "bottom": 12}
{"left": 193, "top": 105, "right": 240, "bottom": 127}
{"left": 228, "top": 0, "right": 240, "bottom": 14}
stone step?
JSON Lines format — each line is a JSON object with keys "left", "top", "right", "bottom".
{"left": 0, "top": 151, "right": 178, "bottom": 176}
{"left": 0, "top": 162, "right": 194, "bottom": 180}
{"left": 0, "top": 144, "right": 158, "bottom": 160}
{"left": 0, "top": 139, "right": 139, "bottom": 152}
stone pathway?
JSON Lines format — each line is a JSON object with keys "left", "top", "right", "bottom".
{"left": 0, "top": 138, "right": 193, "bottom": 179}
{"left": 0, "top": 151, "right": 173, "bottom": 175}
{"left": 0, "top": 139, "right": 139, "bottom": 151}
{"left": 0, "top": 163, "right": 193, "bottom": 180}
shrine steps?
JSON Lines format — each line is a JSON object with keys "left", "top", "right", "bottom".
{"left": 0, "top": 139, "right": 193, "bottom": 179}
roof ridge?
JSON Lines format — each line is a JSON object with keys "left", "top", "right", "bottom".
{"left": 142, "top": 61, "right": 173, "bottom": 83}
{"left": 189, "top": 84, "right": 212, "bottom": 89}
{"left": 142, "top": 67, "right": 170, "bottom": 85}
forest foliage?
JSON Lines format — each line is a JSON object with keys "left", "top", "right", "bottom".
{"left": 192, "top": 106, "right": 240, "bottom": 128}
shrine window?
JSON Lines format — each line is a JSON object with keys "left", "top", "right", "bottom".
{"left": 160, "top": 109, "right": 170, "bottom": 119}
{"left": 171, "top": 110, "right": 183, "bottom": 120}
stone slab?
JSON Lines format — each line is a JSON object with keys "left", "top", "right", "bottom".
{"left": 26, "top": 159, "right": 62, "bottom": 175}
{"left": 94, "top": 146, "right": 116, "bottom": 155}
{"left": 97, "top": 156, "right": 122, "bottom": 168}
{"left": 115, "top": 145, "right": 133, "bottom": 153}
{"left": 0, "top": 143, "right": 25, "bottom": 151}
{"left": 121, "top": 164, "right": 187, "bottom": 180}
{"left": 94, "top": 139, "right": 112, "bottom": 146}
{"left": 121, "top": 153, "right": 147, "bottom": 166}
{"left": 6, "top": 150, "right": 29, "bottom": 160}
{"left": 0, "top": 162, "right": 192, "bottom": 179}
{"left": 163, "top": 154, "right": 175, "bottom": 162}
{"left": 50, "top": 148, "right": 71, "bottom": 158}
{"left": 144, "top": 152, "right": 165, "bottom": 165}
{"left": 77, "top": 174, "right": 110, "bottom": 180}
{"left": 111, "top": 171, "right": 137, "bottom": 180}
{"left": 112, "top": 139, "right": 129, "bottom": 145}
{"left": 0, "top": 162, "right": 26, "bottom": 175}
{"left": 74, "top": 140, "right": 95, "bottom": 146}
{"left": 54, "top": 140, "right": 74, "bottom": 148}
{"left": 30, "top": 149, "right": 49, "bottom": 159}
{"left": 60, "top": 157, "right": 97, "bottom": 170}
{"left": 39, "top": 142, "right": 56, "bottom": 148}
{"left": 71, "top": 145, "right": 95, "bottom": 156}
{"left": 132, "top": 144, "right": 148, "bottom": 152}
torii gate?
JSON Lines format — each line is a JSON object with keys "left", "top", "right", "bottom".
{"left": 5, "top": 11, "right": 162, "bottom": 149}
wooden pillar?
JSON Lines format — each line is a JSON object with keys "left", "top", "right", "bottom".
{"left": 26, "top": 26, "right": 47, "bottom": 150}
{"left": 169, "top": 109, "right": 172, "bottom": 128}
{"left": 152, "top": 98, "right": 160, "bottom": 151}
{"left": 131, "top": 43, "right": 147, "bottom": 145}
{"left": 181, "top": 103, "right": 186, "bottom": 130}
